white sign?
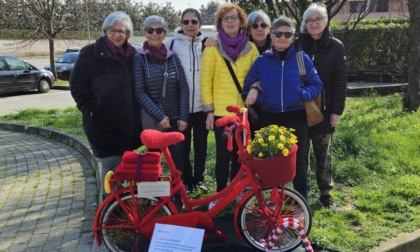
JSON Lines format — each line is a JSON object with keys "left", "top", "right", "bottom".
{"left": 149, "top": 223, "right": 205, "bottom": 252}
{"left": 137, "top": 181, "right": 171, "bottom": 198}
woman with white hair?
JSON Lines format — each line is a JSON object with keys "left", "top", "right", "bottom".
{"left": 70, "top": 11, "right": 142, "bottom": 203}
{"left": 133, "top": 16, "right": 189, "bottom": 207}
{"left": 246, "top": 10, "right": 272, "bottom": 54}
{"left": 298, "top": 2, "right": 347, "bottom": 211}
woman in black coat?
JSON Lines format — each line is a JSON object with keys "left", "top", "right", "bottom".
{"left": 70, "top": 11, "right": 142, "bottom": 202}
{"left": 298, "top": 2, "right": 347, "bottom": 211}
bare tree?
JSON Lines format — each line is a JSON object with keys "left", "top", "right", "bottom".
{"left": 403, "top": 0, "right": 420, "bottom": 112}
{"left": 16, "top": 0, "right": 85, "bottom": 80}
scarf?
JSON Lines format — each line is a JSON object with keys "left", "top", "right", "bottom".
{"left": 103, "top": 36, "right": 132, "bottom": 61}
{"left": 218, "top": 29, "right": 249, "bottom": 61}
{"left": 143, "top": 41, "right": 167, "bottom": 65}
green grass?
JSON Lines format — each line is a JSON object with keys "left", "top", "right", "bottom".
{"left": 0, "top": 93, "right": 419, "bottom": 251}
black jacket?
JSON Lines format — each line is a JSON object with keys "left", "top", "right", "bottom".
{"left": 133, "top": 47, "right": 189, "bottom": 124}
{"left": 298, "top": 28, "right": 347, "bottom": 134}
{"left": 70, "top": 37, "right": 142, "bottom": 158}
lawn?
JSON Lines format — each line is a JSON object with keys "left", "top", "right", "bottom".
{"left": 0, "top": 93, "right": 419, "bottom": 251}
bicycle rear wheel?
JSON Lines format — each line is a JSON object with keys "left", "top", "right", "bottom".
{"left": 99, "top": 192, "right": 173, "bottom": 252}
{"left": 237, "top": 187, "right": 312, "bottom": 251}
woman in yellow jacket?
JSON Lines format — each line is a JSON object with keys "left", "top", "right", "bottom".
{"left": 201, "top": 3, "right": 259, "bottom": 201}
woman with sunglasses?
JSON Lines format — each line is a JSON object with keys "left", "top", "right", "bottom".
{"left": 164, "top": 9, "right": 208, "bottom": 194}
{"left": 133, "top": 15, "right": 189, "bottom": 195}
{"left": 298, "top": 3, "right": 347, "bottom": 211}
{"left": 243, "top": 16, "right": 323, "bottom": 200}
{"left": 246, "top": 10, "right": 272, "bottom": 55}
{"left": 201, "top": 3, "right": 259, "bottom": 203}
{"left": 70, "top": 11, "right": 142, "bottom": 204}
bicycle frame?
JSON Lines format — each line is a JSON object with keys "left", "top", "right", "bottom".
{"left": 92, "top": 106, "right": 311, "bottom": 251}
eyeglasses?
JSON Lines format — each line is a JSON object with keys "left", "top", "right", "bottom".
{"left": 108, "top": 29, "right": 127, "bottom": 36}
{"left": 306, "top": 17, "right": 323, "bottom": 25}
{"left": 144, "top": 27, "right": 166, "bottom": 35}
{"left": 221, "top": 15, "right": 239, "bottom": 22}
{"left": 182, "top": 19, "right": 199, "bottom": 25}
{"left": 272, "top": 31, "right": 294, "bottom": 39}
{"left": 251, "top": 23, "right": 268, "bottom": 30}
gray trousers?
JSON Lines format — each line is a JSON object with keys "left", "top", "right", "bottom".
{"left": 98, "top": 156, "right": 122, "bottom": 204}
{"left": 305, "top": 133, "right": 334, "bottom": 196}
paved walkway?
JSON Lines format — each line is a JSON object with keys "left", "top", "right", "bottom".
{"left": 0, "top": 128, "right": 96, "bottom": 252}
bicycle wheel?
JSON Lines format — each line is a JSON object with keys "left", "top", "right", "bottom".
{"left": 99, "top": 191, "right": 173, "bottom": 252}
{"left": 237, "top": 187, "right": 312, "bottom": 251}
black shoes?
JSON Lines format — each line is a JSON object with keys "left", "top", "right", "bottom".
{"left": 197, "top": 181, "right": 208, "bottom": 192}
{"left": 318, "top": 195, "right": 338, "bottom": 212}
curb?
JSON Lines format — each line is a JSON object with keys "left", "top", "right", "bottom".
{"left": 369, "top": 229, "right": 420, "bottom": 252}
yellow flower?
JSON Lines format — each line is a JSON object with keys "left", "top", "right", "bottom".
{"left": 248, "top": 124, "right": 297, "bottom": 158}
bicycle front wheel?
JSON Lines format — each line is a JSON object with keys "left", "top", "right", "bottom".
{"left": 99, "top": 192, "right": 173, "bottom": 252}
{"left": 237, "top": 187, "right": 312, "bottom": 251}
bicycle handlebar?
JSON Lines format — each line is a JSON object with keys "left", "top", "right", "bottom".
{"left": 215, "top": 115, "right": 240, "bottom": 128}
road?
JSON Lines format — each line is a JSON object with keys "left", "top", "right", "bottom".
{"left": 0, "top": 89, "right": 76, "bottom": 115}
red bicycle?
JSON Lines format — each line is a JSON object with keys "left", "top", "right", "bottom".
{"left": 92, "top": 105, "right": 312, "bottom": 251}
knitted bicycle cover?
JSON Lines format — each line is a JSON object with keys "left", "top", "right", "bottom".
{"left": 113, "top": 151, "right": 162, "bottom": 181}
{"left": 247, "top": 144, "right": 297, "bottom": 186}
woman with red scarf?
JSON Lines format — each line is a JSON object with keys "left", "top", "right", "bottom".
{"left": 70, "top": 11, "right": 142, "bottom": 204}
{"left": 201, "top": 3, "right": 259, "bottom": 207}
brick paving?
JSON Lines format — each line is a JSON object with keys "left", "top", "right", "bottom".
{"left": 0, "top": 129, "right": 97, "bottom": 252}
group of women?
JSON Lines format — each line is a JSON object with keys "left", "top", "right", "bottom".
{"left": 70, "top": 2, "right": 347, "bottom": 211}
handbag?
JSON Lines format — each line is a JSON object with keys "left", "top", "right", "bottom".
{"left": 296, "top": 51, "right": 323, "bottom": 127}
{"left": 224, "top": 58, "right": 259, "bottom": 123}
{"left": 140, "top": 61, "right": 168, "bottom": 131}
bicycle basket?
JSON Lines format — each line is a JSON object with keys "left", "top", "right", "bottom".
{"left": 113, "top": 151, "right": 162, "bottom": 181}
{"left": 247, "top": 144, "right": 297, "bottom": 187}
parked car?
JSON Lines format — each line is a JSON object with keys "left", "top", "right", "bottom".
{"left": 45, "top": 52, "right": 79, "bottom": 81}
{"left": 0, "top": 55, "right": 55, "bottom": 94}
{"left": 65, "top": 47, "right": 81, "bottom": 53}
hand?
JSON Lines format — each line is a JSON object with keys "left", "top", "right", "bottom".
{"left": 206, "top": 112, "right": 214, "bottom": 130}
{"left": 245, "top": 89, "right": 258, "bottom": 107}
{"left": 177, "top": 120, "right": 187, "bottom": 132}
{"left": 159, "top": 116, "right": 171, "bottom": 129}
{"left": 330, "top": 114, "right": 340, "bottom": 128}
{"left": 204, "top": 38, "right": 218, "bottom": 47}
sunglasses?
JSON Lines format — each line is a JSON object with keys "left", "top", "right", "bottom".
{"left": 272, "top": 31, "right": 294, "bottom": 39}
{"left": 145, "top": 27, "right": 166, "bottom": 35}
{"left": 251, "top": 23, "right": 268, "bottom": 30}
{"left": 182, "top": 19, "right": 199, "bottom": 25}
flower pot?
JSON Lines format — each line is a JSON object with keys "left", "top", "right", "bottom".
{"left": 247, "top": 144, "right": 298, "bottom": 186}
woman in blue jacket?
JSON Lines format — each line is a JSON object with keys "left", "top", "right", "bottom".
{"left": 243, "top": 16, "right": 323, "bottom": 200}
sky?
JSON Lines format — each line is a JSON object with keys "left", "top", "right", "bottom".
{"left": 142, "top": 0, "right": 222, "bottom": 12}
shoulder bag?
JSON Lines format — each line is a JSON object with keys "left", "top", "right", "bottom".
{"left": 223, "top": 58, "right": 259, "bottom": 123}
{"left": 297, "top": 51, "right": 323, "bottom": 127}
{"left": 140, "top": 61, "right": 168, "bottom": 131}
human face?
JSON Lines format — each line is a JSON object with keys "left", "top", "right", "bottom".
{"left": 145, "top": 23, "right": 166, "bottom": 48}
{"left": 271, "top": 25, "right": 294, "bottom": 52}
{"left": 106, "top": 23, "right": 128, "bottom": 48}
{"left": 221, "top": 9, "right": 240, "bottom": 38}
{"left": 182, "top": 12, "right": 200, "bottom": 38}
{"left": 250, "top": 19, "right": 269, "bottom": 47}
{"left": 305, "top": 14, "right": 325, "bottom": 40}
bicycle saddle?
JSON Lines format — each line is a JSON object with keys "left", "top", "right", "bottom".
{"left": 140, "top": 129, "right": 185, "bottom": 149}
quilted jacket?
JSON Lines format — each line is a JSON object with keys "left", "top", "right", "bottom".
{"left": 201, "top": 39, "right": 259, "bottom": 117}
{"left": 164, "top": 28, "right": 204, "bottom": 113}
{"left": 69, "top": 37, "right": 142, "bottom": 158}
{"left": 243, "top": 45, "right": 323, "bottom": 113}
{"left": 298, "top": 27, "right": 347, "bottom": 134}
{"left": 133, "top": 47, "right": 189, "bottom": 124}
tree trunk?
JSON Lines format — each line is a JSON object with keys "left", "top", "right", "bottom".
{"left": 404, "top": 1, "right": 420, "bottom": 112}
{"left": 48, "top": 38, "right": 57, "bottom": 81}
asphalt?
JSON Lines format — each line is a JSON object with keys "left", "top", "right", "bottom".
{"left": 0, "top": 122, "right": 419, "bottom": 252}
